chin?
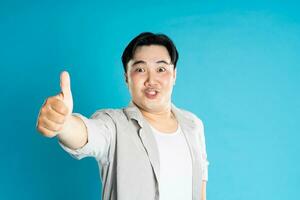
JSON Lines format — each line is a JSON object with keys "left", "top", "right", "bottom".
{"left": 146, "top": 101, "right": 169, "bottom": 112}
{"left": 135, "top": 101, "right": 157, "bottom": 111}
{"left": 134, "top": 96, "right": 168, "bottom": 111}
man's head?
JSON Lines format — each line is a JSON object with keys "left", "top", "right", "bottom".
{"left": 122, "top": 32, "right": 179, "bottom": 113}
{"left": 122, "top": 32, "right": 179, "bottom": 73}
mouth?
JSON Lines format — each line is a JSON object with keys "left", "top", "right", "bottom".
{"left": 144, "top": 88, "right": 159, "bottom": 99}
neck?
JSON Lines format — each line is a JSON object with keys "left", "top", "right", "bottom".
{"left": 137, "top": 104, "right": 175, "bottom": 123}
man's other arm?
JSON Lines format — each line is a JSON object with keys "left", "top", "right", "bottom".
{"left": 202, "top": 181, "right": 207, "bottom": 200}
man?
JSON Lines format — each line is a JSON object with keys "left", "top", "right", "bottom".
{"left": 36, "top": 32, "right": 209, "bottom": 200}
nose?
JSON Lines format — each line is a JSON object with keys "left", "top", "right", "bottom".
{"left": 145, "top": 70, "right": 158, "bottom": 87}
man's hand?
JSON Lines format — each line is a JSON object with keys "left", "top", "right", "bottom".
{"left": 36, "top": 71, "right": 73, "bottom": 137}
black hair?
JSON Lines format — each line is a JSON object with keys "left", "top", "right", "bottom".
{"left": 121, "top": 32, "right": 179, "bottom": 73}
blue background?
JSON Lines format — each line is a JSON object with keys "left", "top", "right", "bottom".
{"left": 1, "top": 0, "right": 299, "bottom": 199}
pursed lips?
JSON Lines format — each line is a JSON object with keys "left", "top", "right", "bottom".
{"left": 144, "top": 87, "right": 160, "bottom": 95}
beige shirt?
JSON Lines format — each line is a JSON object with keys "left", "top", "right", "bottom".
{"left": 59, "top": 101, "right": 209, "bottom": 200}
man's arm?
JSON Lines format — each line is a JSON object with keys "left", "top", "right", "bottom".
{"left": 202, "top": 181, "right": 207, "bottom": 200}
{"left": 57, "top": 115, "right": 88, "bottom": 150}
{"left": 36, "top": 71, "right": 88, "bottom": 150}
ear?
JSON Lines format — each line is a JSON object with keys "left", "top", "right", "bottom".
{"left": 124, "top": 72, "right": 128, "bottom": 85}
{"left": 173, "top": 68, "right": 177, "bottom": 85}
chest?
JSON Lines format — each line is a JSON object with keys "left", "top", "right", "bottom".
{"left": 147, "top": 118, "right": 178, "bottom": 133}
{"left": 152, "top": 128, "right": 193, "bottom": 170}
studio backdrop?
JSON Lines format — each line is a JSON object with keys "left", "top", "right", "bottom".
{"left": 0, "top": 0, "right": 299, "bottom": 199}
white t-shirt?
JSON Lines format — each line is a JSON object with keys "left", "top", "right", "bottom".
{"left": 149, "top": 124, "right": 193, "bottom": 200}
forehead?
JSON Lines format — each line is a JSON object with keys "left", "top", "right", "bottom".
{"left": 132, "top": 45, "right": 171, "bottom": 63}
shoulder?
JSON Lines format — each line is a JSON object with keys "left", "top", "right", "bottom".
{"left": 175, "top": 107, "right": 204, "bottom": 129}
{"left": 91, "top": 108, "right": 123, "bottom": 118}
{"left": 90, "top": 108, "right": 127, "bottom": 122}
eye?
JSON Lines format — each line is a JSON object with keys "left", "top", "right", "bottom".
{"left": 158, "top": 67, "right": 166, "bottom": 72}
{"left": 135, "top": 67, "right": 145, "bottom": 73}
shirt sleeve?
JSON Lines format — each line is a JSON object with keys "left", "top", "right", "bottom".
{"left": 194, "top": 116, "right": 209, "bottom": 181}
{"left": 58, "top": 110, "right": 115, "bottom": 165}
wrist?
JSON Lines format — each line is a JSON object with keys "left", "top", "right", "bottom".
{"left": 57, "top": 114, "right": 73, "bottom": 138}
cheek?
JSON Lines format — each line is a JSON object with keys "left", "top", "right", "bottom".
{"left": 129, "top": 73, "right": 144, "bottom": 88}
{"left": 130, "top": 73, "right": 142, "bottom": 83}
{"left": 130, "top": 72, "right": 139, "bottom": 81}
{"left": 160, "top": 73, "right": 174, "bottom": 86}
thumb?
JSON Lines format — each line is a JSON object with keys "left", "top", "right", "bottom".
{"left": 60, "top": 71, "right": 72, "bottom": 99}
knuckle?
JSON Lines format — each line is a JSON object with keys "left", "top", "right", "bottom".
{"left": 36, "top": 118, "right": 43, "bottom": 127}
{"left": 36, "top": 124, "right": 57, "bottom": 138}
{"left": 36, "top": 125, "right": 42, "bottom": 132}
{"left": 37, "top": 125, "right": 48, "bottom": 135}
{"left": 41, "top": 105, "right": 50, "bottom": 114}
{"left": 40, "top": 106, "right": 46, "bottom": 114}
{"left": 38, "top": 116, "right": 46, "bottom": 124}
{"left": 45, "top": 97, "right": 53, "bottom": 105}
{"left": 49, "top": 97, "right": 60, "bottom": 107}
{"left": 43, "top": 98, "right": 49, "bottom": 106}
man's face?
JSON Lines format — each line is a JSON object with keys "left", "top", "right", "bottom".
{"left": 125, "top": 45, "right": 176, "bottom": 113}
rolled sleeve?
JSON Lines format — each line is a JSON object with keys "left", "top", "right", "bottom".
{"left": 199, "top": 119, "right": 209, "bottom": 181}
{"left": 201, "top": 158, "right": 209, "bottom": 181}
{"left": 58, "top": 111, "right": 115, "bottom": 165}
{"left": 192, "top": 115, "right": 209, "bottom": 182}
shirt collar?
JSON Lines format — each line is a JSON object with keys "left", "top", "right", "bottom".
{"left": 123, "top": 101, "right": 144, "bottom": 125}
{"left": 124, "top": 100, "right": 195, "bottom": 129}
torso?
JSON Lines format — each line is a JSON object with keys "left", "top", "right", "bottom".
{"left": 150, "top": 124, "right": 193, "bottom": 200}
{"left": 144, "top": 111, "right": 178, "bottom": 133}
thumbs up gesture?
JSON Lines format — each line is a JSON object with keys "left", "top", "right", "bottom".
{"left": 36, "top": 71, "right": 74, "bottom": 137}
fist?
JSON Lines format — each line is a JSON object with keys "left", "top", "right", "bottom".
{"left": 36, "top": 71, "right": 73, "bottom": 137}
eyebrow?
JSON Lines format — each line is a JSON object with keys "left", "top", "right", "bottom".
{"left": 156, "top": 60, "right": 170, "bottom": 65}
{"left": 132, "top": 60, "right": 171, "bottom": 66}
{"left": 132, "top": 60, "right": 146, "bottom": 66}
